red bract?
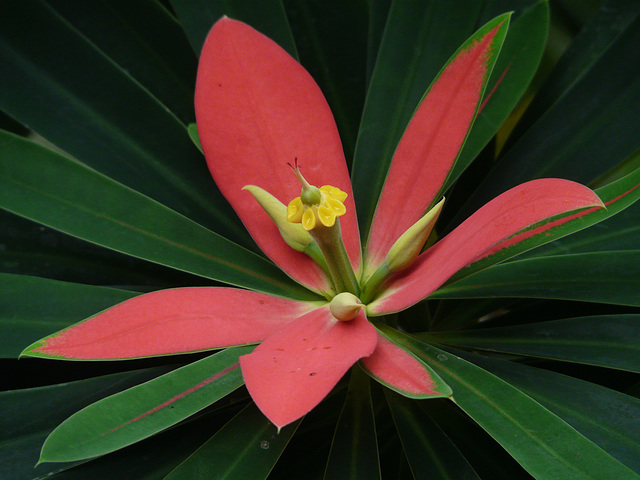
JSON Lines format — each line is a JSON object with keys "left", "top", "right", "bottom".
{"left": 23, "top": 17, "right": 604, "bottom": 428}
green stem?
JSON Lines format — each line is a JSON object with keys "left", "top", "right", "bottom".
{"left": 310, "top": 220, "right": 360, "bottom": 296}
{"left": 360, "top": 262, "right": 391, "bottom": 304}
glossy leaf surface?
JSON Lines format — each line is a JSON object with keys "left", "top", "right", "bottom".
{"left": 0, "top": 0, "right": 245, "bottom": 241}
{"left": 431, "top": 250, "right": 640, "bottom": 306}
{"left": 386, "top": 328, "right": 640, "bottom": 480}
{"left": 460, "top": 350, "right": 640, "bottom": 474}
{"left": 164, "top": 402, "right": 299, "bottom": 480}
{"left": 425, "top": 315, "right": 640, "bottom": 373}
{"left": 324, "top": 367, "right": 380, "bottom": 480}
{"left": 385, "top": 391, "right": 480, "bottom": 480}
{"left": 0, "top": 368, "right": 166, "bottom": 479}
{"left": 0, "top": 131, "right": 313, "bottom": 300}
{"left": 39, "top": 347, "right": 251, "bottom": 463}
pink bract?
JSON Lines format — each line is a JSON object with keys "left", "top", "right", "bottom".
{"left": 24, "top": 17, "right": 603, "bottom": 429}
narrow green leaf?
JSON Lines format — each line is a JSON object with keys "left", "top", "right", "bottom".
{"left": 0, "top": 0, "right": 247, "bottom": 242}
{"left": 45, "top": 0, "right": 198, "bottom": 124}
{"left": 164, "top": 402, "right": 299, "bottom": 480}
{"left": 324, "top": 367, "right": 380, "bottom": 480}
{"left": 351, "top": 0, "right": 484, "bottom": 237}
{"left": 442, "top": 0, "right": 549, "bottom": 193}
{"left": 424, "top": 315, "right": 640, "bottom": 373}
{"left": 40, "top": 347, "right": 252, "bottom": 463}
{"left": 284, "top": 0, "right": 368, "bottom": 163}
{"left": 0, "top": 132, "right": 315, "bottom": 300}
{"left": 0, "top": 274, "right": 139, "bottom": 358}
{"left": 0, "top": 368, "right": 167, "bottom": 479}
{"left": 384, "top": 327, "right": 640, "bottom": 480}
{"left": 170, "top": 0, "right": 298, "bottom": 58}
{"left": 432, "top": 250, "right": 640, "bottom": 306}
{"left": 187, "top": 123, "right": 202, "bottom": 153}
{"left": 458, "top": 350, "right": 640, "bottom": 474}
{"left": 385, "top": 391, "right": 480, "bottom": 480}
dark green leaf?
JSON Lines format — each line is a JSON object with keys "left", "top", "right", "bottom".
{"left": 384, "top": 327, "right": 640, "bottom": 480}
{"left": 45, "top": 0, "right": 198, "bottom": 123}
{"left": 0, "top": 0, "right": 247, "bottom": 242}
{"left": 0, "top": 368, "right": 167, "bottom": 479}
{"left": 458, "top": 350, "right": 640, "bottom": 474}
{"left": 170, "top": 0, "right": 297, "bottom": 57}
{"left": 0, "top": 274, "right": 139, "bottom": 358}
{"left": 425, "top": 315, "right": 640, "bottom": 373}
{"left": 432, "top": 250, "right": 640, "bottom": 306}
{"left": 0, "top": 131, "right": 315, "bottom": 300}
{"left": 324, "top": 367, "right": 380, "bottom": 480}
{"left": 385, "top": 391, "right": 480, "bottom": 480}
{"left": 40, "top": 347, "right": 252, "bottom": 463}
{"left": 164, "top": 402, "right": 298, "bottom": 480}
{"left": 284, "top": 0, "right": 368, "bottom": 163}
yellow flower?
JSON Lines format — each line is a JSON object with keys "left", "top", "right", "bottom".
{"left": 287, "top": 185, "right": 347, "bottom": 230}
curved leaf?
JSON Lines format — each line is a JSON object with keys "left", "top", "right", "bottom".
{"left": 424, "top": 315, "right": 640, "bottom": 373}
{"left": 369, "top": 179, "right": 602, "bottom": 314}
{"left": 385, "top": 390, "right": 481, "bottom": 480}
{"left": 350, "top": 0, "right": 485, "bottom": 237}
{"left": 39, "top": 346, "right": 252, "bottom": 463}
{"left": 432, "top": 251, "right": 640, "bottom": 306}
{"left": 164, "top": 402, "right": 299, "bottom": 480}
{"left": 0, "top": 131, "right": 314, "bottom": 300}
{"left": 442, "top": 0, "right": 549, "bottom": 193}
{"left": 324, "top": 367, "right": 380, "bottom": 480}
{"left": 460, "top": 350, "right": 640, "bottom": 474}
{"left": 386, "top": 328, "right": 640, "bottom": 480}
{"left": 0, "top": 0, "right": 246, "bottom": 241}
{"left": 0, "top": 368, "right": 166, "bottom": 479}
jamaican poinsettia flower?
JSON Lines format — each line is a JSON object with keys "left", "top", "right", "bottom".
{"left": 23, "top": 17, "right": 604, "bottom": 429}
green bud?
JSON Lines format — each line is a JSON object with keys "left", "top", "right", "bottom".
{"left": 385, "top": 198, "right": 444, "bottom": 272}
{"left": 330, "top": 292, "right": 363, "bottom": 321}
{"left": 301, "top": 185, "right": 322, "bottom": 206}
{"left": 243, "top": 185, "right": 312, "bottom": 251}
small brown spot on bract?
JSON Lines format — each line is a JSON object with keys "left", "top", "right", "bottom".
{"left": 275, "top": 348, "right": 285, "bottom": 351}
{"left": 311, "top": 346, "right": 318, "bottom": 350}
{"left": 323, "top": 346, "right": 331, "bottom": 349}
{"left": 309, "top": 372, "right": 316, "bottom": 376}
{"left": 218, "top": 83, "right": 222, "bottom": 87}
{"left": 258, "top": 300, "right": 264, "bottom": 304}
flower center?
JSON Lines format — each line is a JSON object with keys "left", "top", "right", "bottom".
{"left": 286, "top": 165, "right": 347, "bottom": 231}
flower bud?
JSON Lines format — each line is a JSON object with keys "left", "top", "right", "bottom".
{"left": 385, "top": 198, "right": 444, "bottom": 272}
{"left": 330, "top": 292, "right": 363, "bottom": 321}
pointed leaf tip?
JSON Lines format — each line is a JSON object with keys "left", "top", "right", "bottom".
{"left": 240, "top": 306, "right": 377, "bottom": 428}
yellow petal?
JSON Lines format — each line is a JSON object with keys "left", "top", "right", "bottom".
{"left": 320, "top": 185, "right": 347, "bottom": 202}
{"left": 286, "top": 197, "right": 303, "bottom": 223}
{"left": 318, "top": 205, "right": 336, "bottom": 227}
{"left": 325, "top": 197, "right": 346, "bottom": 216}
{"left": 302, "top": 208, "right": 316, "bottom": 230}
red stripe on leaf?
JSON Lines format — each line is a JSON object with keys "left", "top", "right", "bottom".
{"left": 106, "top": 363, "right": 240, "bottom": 435}
{"left": 364, "top": 21, "right": 505, "bottom": 275}
{"left": 369, "top": 179, "right": 603, "bottom": 314}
